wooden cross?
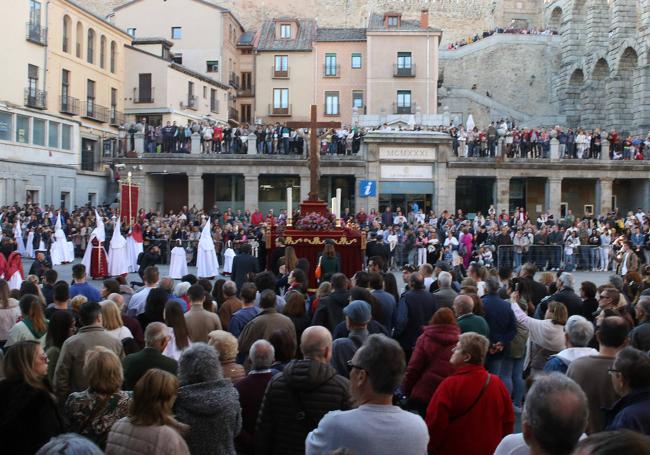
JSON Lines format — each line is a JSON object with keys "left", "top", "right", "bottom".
{"left": 286, "top": 105, "right": 341, "bottom": 201}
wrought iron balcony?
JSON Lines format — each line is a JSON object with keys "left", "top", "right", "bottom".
{"left": 133, "top": 87, "right": 155, "bottom": 104}
{"left": 83, "top": 101, "right": 110, "bottom": 122}
{"left": 60, "top": 95, "right": 80, "bottom": 115}
{"left": 110, "top": 108, "right": 124, "bottom": 126}
{"left": 268, "top": 104, "right": 292, "bottom": 116}
{"left": 24, "top": 88, "right": 47, "bottom": 109}
{"left": 393, "top": 63, "right": 416, "bottom": 77}
{"left": 229, "top": 72, "right": 240, "bottom": 89}
{"left": 26, "top": 22, "right": 47, "bottom": 45}
{"left": 392, "top": 102, "right": 417, "bottom": 114}
{"left": 229, "top": 107, "right": 239, "bottom": 122}
{"left": 186, "top": 95, "right": 198, "bottom": 110}
{"left": 323, "top": 64, "right": 340, "bottom": 77}
{"left": 237, "top": 84, "right": 255, "bottom": 97}
{"left": 272, "top": 66, "right": 290, "bottom": 79}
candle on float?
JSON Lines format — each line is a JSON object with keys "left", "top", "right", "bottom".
{"left": 331, "top": 197, "right": 336, "bottom": 216}
{"left": 287, "top": 187, "right": 293, "bottom": 223}
{"left": 335, "top": 188, "right": 342, "bottom": 220}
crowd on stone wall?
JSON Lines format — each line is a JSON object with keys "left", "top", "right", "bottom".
{"left": 446, "top": 25, "right": 558, "bottom": 50}
{"left": 1, "top": 200, "right": 650, "bottom": 453}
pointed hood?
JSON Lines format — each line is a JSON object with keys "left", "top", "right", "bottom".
{"left": 55, "top": 213, "right": 62, "bottom": 232}
{"left": 110, "top": 219, "right": 126, "bottom": 248}
{"left": 14, "top": 218, "right": 22, "bottom": 236}
{"left": 93, "top": 210, "right": 106, "bottom": 242}
{"left": 199, "top": 217, "right": 215, "bottom": 251}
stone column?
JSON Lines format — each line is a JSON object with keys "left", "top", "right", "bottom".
{"left": 247, "top": 133, "right": 257, "bottom": 154}
{"left": 596, "top": 177, "right": 613, "bottom": 216}
{"left": 134, "top": 132, "right": 145, "bottom": 155}
{"left": 496, "top": 176, "right": 510, "bottom": 215}
{"left": 131, "top": 174, "right": 150, "bottom": 212}
{"left": 244, "top": 176, "right": 259, "bottom": 211}
{"left": 601, "top": 139, "right": 610, "bottom": 161}
{"left": 190, "top": 133, "right": 201, "bottom": 155}
{"left": 299, "top": 174, "right": 310, "bottom": 202}
{"left": 549, "top": 138, "right": 560, "bottom": 160}
{"left": 545, "top": 177, "right": 562, "bottom": 218}
{"left": 187, "top": 174, "right": 204, "bottom": 210}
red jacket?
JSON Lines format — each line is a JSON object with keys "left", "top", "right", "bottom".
{"left": 250, "top": 211, "right": 264, "bottom": 226}
{"left": 426, "top": 364, "right": 514, "bottom": 455}
{"left": 402, "top": 324, "right": 459, "bottom": 404}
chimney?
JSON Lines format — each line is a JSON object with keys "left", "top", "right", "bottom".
{"left": 420, "top": 9, "right": 429, "bottom": 29}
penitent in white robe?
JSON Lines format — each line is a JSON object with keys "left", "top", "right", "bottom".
{"left": 25, "top": 231, "right": 34, "bottom": 258}
{"left": 223, "top": 247, "right": 235, "bottom": 274}
{"left": 196, "top": 218, "right": 219, "bottom": 278}
{"left": 169, "top": 246, "right": 189, "bottom": 279}
{"left": 50, "top": 215, "right": 74, "bottom": 266}
{"left": 126, "top": 234, "right": 143, "bottom": 273}
{"left": 108, "top": 220, "right": 129, "bottom": 277}
{"left": 14, "top": 223, "right": 26, "bottom": 256}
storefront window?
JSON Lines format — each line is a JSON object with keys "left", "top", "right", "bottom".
{"left": 49, "top": 121, "right": 59, "bottom": 148}
{"left": 16, "top": 115, "right": 30, "bottom": 143}
{"left": 33, "top": 118, "right": 45, "bottom": 146}
{"left": 61, "top": 124, "right": 71, "bottom": 150}
{"left": 0, "top": 112, "right": 12, "bottom": 141}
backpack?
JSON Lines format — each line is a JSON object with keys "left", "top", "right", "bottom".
{"left": 458, "top": 241, "right": 467, "bottom": 257}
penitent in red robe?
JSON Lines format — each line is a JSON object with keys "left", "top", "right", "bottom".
{"left": 90, "top": 237, "right": 108, "bottom": 279}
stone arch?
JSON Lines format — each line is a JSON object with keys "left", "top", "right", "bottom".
{"left": 607, "top": 47, "right": 638, "bottom": 132}
{"left": 617, "top": 46, "right": 638, "bottom": 76}
{"left": 592, "top": 58, "right": 610, "bottom": 80}
{"left": 567, "top": 68, "right": 585, "bottom": 127}
{"left": 549, "top": 6, "right": 563, "bottom": 31}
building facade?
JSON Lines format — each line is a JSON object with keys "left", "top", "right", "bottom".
{"left": 124, "top": 40, "right": 230, "bottom": 127}
{"left": 0, "top": 0, "right": 130, "bottom": 208}
{"left": 110, "top": 0, "right": 243, "bottom": 124}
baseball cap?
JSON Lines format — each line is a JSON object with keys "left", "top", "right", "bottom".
{"left": 343, "top": 300, "right": 371, "bottom": 324}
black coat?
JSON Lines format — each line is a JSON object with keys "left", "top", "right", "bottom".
{"left": 255, "top": 359, "right": 351, "bottom": 455}
{"left": 0, "top": 379, "right": 63, "bottom": 455}
{"left": 311, "top": 290, "right": 351, "bottom": 332}
{"left": 536, "top": 287, "right": 583, "bottom": 318}
{"left": 270, "top": 246, "right": 285, "bottom": 275}
{"left": 232, "top": 253, "right": 260, "bottom": 293}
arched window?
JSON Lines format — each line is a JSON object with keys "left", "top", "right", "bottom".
{"left": 87, "top": 29, "right": 95, "bottom": 64}
{"left": 110, "top": 41, "right": 117, "bottom": 73}
{"left": 75, "top": 21, "right": 83, "bottom": 58}
{"left": 62, "top": 15, "right": 71, "bottom": 52}
{"left": 100, "top": 35, "right": 106, "bottom": 69}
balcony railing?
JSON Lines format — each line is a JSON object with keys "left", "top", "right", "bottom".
{"left": 26, "top": 22, "right": 47, "bottom": 45}
{"left": 24, "top": 88, "right": 47, "bottom": 109}
{"left": 210, "top": 99, "right": 219, "bottom": 114}
{"left": 60, "top": 95, "right": 80, "bottom": 115}
{"left": 229, "top": 72, "right": 240, "bottom": 89}
{"left": 83, "top": 101, "right": 110, "bottom": 122}
{"left": 323, "top": 104, "right": 340, "bottom": 116}
{"left": 133, "top": 87, "right": 155, "bottom": 104}
{"left": 392, "top": 102, "right": 417, "bottom": 115}
{"left": 229, "top": 107, "right": 239, "bottom": 122}
{"left": 268, "top": 104, "right": 292, "bottom": 116}
{"left": 352, "top": 105, "right": 367, "bottom": 115}
{"left": 237, "top": 85, "right": 255, "bottom": 97}
{"left": 110, "top": 108, "right": 124, "bottom": 126}
{"left": 393, "top": 63, "right": 416, "bottom": 77}
{"left": 272, "top": 66, "right": 290, "bottom": 79}
{"left": 323, "top": 64, "right": 340, "bottom": 77}
{"left": 186, "top": 95, "right": 198, "bottom": 110}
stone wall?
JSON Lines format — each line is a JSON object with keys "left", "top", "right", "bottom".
{"left": 81, "top": 0, "right": 544, "bottom": 45}
{"left": 438, "top": 34, "right": 563, "bottom": 127}
{"left": 549, "top": 0, "right": 650, "bottom": 134}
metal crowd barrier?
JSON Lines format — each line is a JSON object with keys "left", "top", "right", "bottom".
{"left": 496, "top": 245, "right": 564, "bottom": 271}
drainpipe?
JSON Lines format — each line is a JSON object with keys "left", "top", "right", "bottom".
{"left": 426, "top": 33, "right": 430, "bottom": 116}
{"left": 44, "top": 1, "right": 50, "bottom": 100}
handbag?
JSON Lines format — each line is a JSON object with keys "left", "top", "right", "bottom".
{"left": 314, "top": 256, "right": 322, "bottom": 280}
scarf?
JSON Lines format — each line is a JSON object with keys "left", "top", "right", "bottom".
{"left": 23, "top": 316, "right": 47, "bottom": 340}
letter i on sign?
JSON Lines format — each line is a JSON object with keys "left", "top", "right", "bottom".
{"left": 364, "top": 182, "right": 372, "bottom": 196}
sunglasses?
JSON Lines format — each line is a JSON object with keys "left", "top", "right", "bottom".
{"left": 607, "top": 368, "right": 621, "bottom": 375}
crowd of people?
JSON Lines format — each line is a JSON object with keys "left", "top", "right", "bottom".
{"left": 448, "top": 122, "right": 650, "bottom": 160}
{"left": 445, "top": 25, "right": 559, "bottom": 50}
{"left": 0, "top": 200, "right": 649, "bottom": 453}
{"left": 126, "top": 119, "right": 365, "bottom": 157}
